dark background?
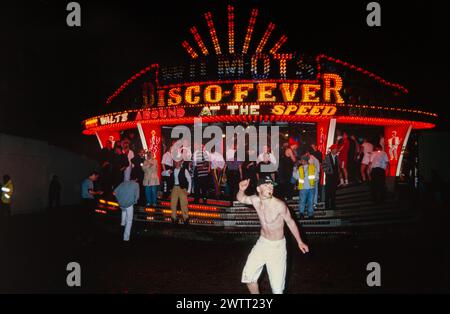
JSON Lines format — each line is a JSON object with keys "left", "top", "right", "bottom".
{"left": 1, "top": 0, "right": 448, "bottom": 156}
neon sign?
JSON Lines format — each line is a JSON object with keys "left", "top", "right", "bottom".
{"left": 158, "top": 73, "right": 344, "bottom": 107}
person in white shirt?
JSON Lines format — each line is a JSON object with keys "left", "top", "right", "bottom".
{"left": 169, "top": 160, "right": 192, "bottom": 224}
{"left": 368, "top": 144, "right": 389, "bottom": 204}
{"left": 257, "top": 145, "right": 277, "bottom": 166}
{"left": 388, "top": 131, "right": 401, "bottom": 161}
{"left": 173, "top": 139, "right": 192, "bottom": 162}
{"left": 360, "top": 138, "right": 374, "bottom": 182}
{"left": 210, "top": 146, "right": 225, "bottom": 197}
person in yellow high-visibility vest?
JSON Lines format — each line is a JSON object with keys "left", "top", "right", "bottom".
{"left": 1, "top": 174, "right": 14, "bottom": 217}
{"left": 292, "top": 156, "right": 318, "bottom": 218}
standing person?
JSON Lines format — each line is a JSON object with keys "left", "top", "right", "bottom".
{"left": 1, "top": 175, "right": 14, "bottom": 217}
{"left": 293, "top": 156, "right": 318, "bottom": 219}
{"left": 368, "top": 145, "right": 390, "bottom": 204}
{"left": 305, "top": 149, "right": 321, "bottom": 206}
{"left": 257, "top": 145, "right": 277, "bottom": 166}
{"left": 131, "top": 149, "right": 146, "bottom": 204}
{"left": 111, "top": 145, "right": 129, "bottom": 189}
{"left": 279, "top": 140, "right": 297, "bottom": 200}
{"left": 193, "top": 144, "right": 210, "bottom": 203}
{"left": 379, "top": 133, "right": 385, "bottom": 151}
{"left": 210, "top": 146, "right": 225, "bottom": 198}
{"left": 122, "top": 138, "right": 135, "bottom": 181}
{"left": 323, "top": 144, "right": 340, "bottom": 211}
{"left": 127, "top": 131, "right": 141, "bottom": 153}
{"left": 225, "top": 148, "right": 243, "bottom": 202}
{"left": 388, "top": 131, "right": 400, "bottom": 161}
{"left": 338, "top": 132, "right": 350, "bottom": 186}
{"left": 161, "top": 145, "right": 174, "bottom": 199}
{"left": 98, "top": 140, "right": 114, "bottom": 195}
{"left": 48, "top": 175, "right": 61, "bottom": 210}
{"left": 142, "top": 152, "right": 160, "bottom": 206}
{"left": 237, "top": 177, "right": 309, "bottom": 294}
{"left": 360, "top": 138, "right": 374, "bottom": 182}
{"left": 80, "top": 171, "right": 103, "bottom": 242}
{"left": 169, "top": 160, "right": 192, "bottom": 224}
{"left": 257, "top": 146, "right": 276, "bottom": 182}
{"left": 113, "top": 174, "right": 140, "bottom": 242}
{"left": 310, "top": 144, "right": 323, "bottom": 164}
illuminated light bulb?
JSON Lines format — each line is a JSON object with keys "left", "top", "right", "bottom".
{"left": 228, "top": 5, "right": 234, "bottom": 54}
{"left": 182, "top": 40, "right": 199, "bottom": 59}
{"left": 256, "top": 22, "right": 275, "bottom": 53}
{"left": 242, "top": 8, "right": 258, "bottom": 54}
{"left": 190, "top": 26, "right": 209, "bottom": 56}
{"left": 205, "top": 12, "right": 221, "bottom": 55}
{"left": 269, "top": 35, "right": 288, "bottom": 54}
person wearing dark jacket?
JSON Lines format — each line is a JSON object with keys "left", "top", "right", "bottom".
{"left": 323, "top": 144, "right": 340, "bottom": 210}
{"left": 131, "top": 148, "right": 146, "bottom": 204}
{"left": 111, "top": 146, "right": 129, "bottom": 189}
{"left": 169, "top": 161, "right": 192, "bottom": 224}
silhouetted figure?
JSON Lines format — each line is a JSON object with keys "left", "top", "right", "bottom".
{"left": 131, "top": 149, "right": 146, "bottom": 204}
{"left": 111, "top": 146, "right": 129, "bottom": 189}
{"left": 99, "top": 140, "right": 114, "bottom": 195}
{"left": 323, "top": 145, "right": 339, "bottom": 210}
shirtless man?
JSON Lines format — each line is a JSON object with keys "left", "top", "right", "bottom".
{"left": 237, "top": 176, "right": 309, "bottom": 294}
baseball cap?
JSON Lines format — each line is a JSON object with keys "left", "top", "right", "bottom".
{"left": 257, "top": 176, "right": 278, "bottom": 187}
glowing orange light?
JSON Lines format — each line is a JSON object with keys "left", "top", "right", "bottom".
{"left": 269, "top": 35, "right": 288, "bottom": 54}
{"left": 228, "top": 5, "right": 234, "bottom": 54}
{"left": 182, "top": 41, "right": 198, "bottom": 59}
{"left": 257, "top": 83, "right": 277, "bottom": 102}
{"left": 190, "top": 26, "right": 209, "bottom": 56}
{"left": 256, "top": 22, "right": 275, "bottom": 53}
{"left": 242, "top": 8, "right": 258, "bottom": 54}
{"left": 205, "top": 12, "right": 221, "bottom": 55}
{"left": 322, "top": 73, "right": 344, "bottom": 103}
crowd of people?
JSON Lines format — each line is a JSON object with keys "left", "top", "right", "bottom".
{"left": 82, "top": 129, "right": 393, "bottom": 241}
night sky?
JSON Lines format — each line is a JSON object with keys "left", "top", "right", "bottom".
{"left": 1, "top": 0, "right": 448, "bottom": 156}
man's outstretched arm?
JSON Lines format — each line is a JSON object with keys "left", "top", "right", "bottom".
{"left": 281, "top": 204, "right": 309, "bottom": 254}
{"left": 236, "top": 179, "right": 256, "bottom": 205}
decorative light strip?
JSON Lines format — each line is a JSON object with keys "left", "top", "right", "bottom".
{"left": 205, "top": 12, "right": 221, "bottom": 55}
{"left": 99, "top": 199, "right": 119, "bottom": 207}
{"left": 316, "top": 54, "right": 409, "bottom": 94}
{"left": 242, "top": 8, "right": 258, "bottom": 54}
{"left": 159, "top": 201, "right": 218, "bottom": 211}
{"left": 182, "top": 40, "right": 198, "bottom": 59}
{"left": 153, "top": 209, "right": 221, "bottom": 219}
{"left": 256, "top": 22, "right": 275, "bottom": 53}
{"left": 105, "top": 64, "right": 159, "bottom": 105}
{"left": 83, "top": 113, "right": 435, "bottom": 136}
{"left": 269, "top": 35, "right": 288, "bottom": 54}
{"left": 190, "top": 26, "right": 209, "bottom": 56}
{"left": 228, "top": 5, "right": 234, "bottom": 54}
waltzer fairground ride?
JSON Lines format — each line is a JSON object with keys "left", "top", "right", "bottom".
{"left": 82, "top": 5, "right": 437, "bottom": 239}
